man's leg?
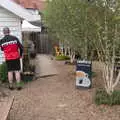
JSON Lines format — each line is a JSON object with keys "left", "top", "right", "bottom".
{"left": 15, "top": 71, "right": 22, "bottom": 90}
{"left": 15, "top": 71, "right": 21, "bottom": 83}
{"left": 8, "top": 71, "right": 14, "bottom": 90}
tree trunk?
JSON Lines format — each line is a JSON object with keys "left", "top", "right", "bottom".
{"left": 64, "top": 46, "right": 67, "bottom": 56}
{"left": 70, "top": 51, "right": 75, "bottom": 63}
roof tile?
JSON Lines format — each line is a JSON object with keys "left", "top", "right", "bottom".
{"left": 13, "top": 0, "right": 46, "bottom": 10}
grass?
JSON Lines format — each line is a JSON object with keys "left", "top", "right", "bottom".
{"left": 55, "top": 55, "right": 70, "bottom": 61}
{"left": 95, "top": 88, "right": 120, "bottom": 105}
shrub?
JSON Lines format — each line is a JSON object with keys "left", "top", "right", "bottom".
{"left": 92, "top": 71, "right": 97, "bottom": 77}
{"left": 0, "top": 62, "right": 8, "bottom": 83}
{"left": 95, "top": 88, "right": 120, "bottom": 105}
{"left": 55, "top": 55, "right": 70, "bottom": 61}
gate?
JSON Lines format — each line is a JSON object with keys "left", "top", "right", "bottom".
{"left": 35, "top": 27, "right": 52, "bottom": 54}
{"left": 23, "top": 28, "right": 53, "bottom": 55}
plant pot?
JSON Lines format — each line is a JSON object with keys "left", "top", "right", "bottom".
{"left": 21, "top": 72, "right": 34, "bottom": 82}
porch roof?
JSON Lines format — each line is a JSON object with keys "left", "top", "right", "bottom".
{"left": 22, "top": 20, "right": 41, "bottom": 32}
{"left": 0, "top": 0, "right": 41, "bottom": 22}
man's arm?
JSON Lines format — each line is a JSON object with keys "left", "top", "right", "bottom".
{"left": 0, "top": 39, "right": 3, "bottom": 51}
{"left": 16, "top": 38, "right": 23, "bottom": 57}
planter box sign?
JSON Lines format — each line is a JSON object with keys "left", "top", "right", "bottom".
{"left": 76, "top": 60, "right": 92, "bottom": 88}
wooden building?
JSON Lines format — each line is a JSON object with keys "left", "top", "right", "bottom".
{"left": 0, "top": 0, "right": 41, "bottom": 64}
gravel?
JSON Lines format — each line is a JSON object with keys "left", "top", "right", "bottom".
{"left": 7, "top": 60, "right": 120, "bottom": 120}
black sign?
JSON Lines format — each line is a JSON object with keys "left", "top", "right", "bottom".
{"left": 76, "top": 61, "right": 92, "bottom": 88}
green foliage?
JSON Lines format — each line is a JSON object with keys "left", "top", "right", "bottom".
{"left": 44, "top": 0, "right": 120, "bottom": 60}
{"left": 44, "top": 0, "right": 120, "bottom": 96}
{"left": 55, "top": 55, "right": 70, "bottom": 61}
{"left": 0, "top": 62, "right": 8, "bottom": 83}
{"left": 44, "top": 0, "right": 91, "bottom": 58}
{"left": 95, "top": 89, "right": 120, "bottom": 105}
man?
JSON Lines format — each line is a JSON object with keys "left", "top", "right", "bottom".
{"left": 28, "top": 39, "right": 36, "bottom": 58}
{"left": 0, "top": 27, "right": 23, "bottom": 90}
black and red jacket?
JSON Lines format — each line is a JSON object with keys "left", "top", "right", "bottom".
{"left": 0, "top": 35, "right": 23, "bottom": 61}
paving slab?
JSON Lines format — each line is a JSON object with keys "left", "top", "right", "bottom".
{"left": 35, "top": 54, "right": 58, "bottom": 77}
{"left": 0, "top": 96, "right": 14, "bottom": 120}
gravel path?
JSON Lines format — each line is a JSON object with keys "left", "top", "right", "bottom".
{"left": 7, "top": 60, "right": 120, "bottom": 120}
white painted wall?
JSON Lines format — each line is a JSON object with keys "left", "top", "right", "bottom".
{"left": 0, "top": 0, "right": 41, "bottom": 22}
{"left": 0, "top": 6, "right": 22, "bottom": 64}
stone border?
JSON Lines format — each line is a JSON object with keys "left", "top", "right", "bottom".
{"left": 0, "top": 96, "right": 14, "bottom": 120}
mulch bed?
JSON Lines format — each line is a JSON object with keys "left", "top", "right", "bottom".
{"left": 3, "top": 60, "right": 120, "bottom": 120}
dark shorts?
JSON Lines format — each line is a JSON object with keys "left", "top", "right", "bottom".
{"left": 6, "top": 59, "right": 21, "bottom": 71}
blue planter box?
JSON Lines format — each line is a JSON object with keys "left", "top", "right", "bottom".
{"left": 21, "top": 73, "right": 34, "bottom": 82}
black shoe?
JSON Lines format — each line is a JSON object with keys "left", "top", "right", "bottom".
{"left": 9, "top": 84, "right": 14, "bottom": 90}
{"left": 17, "top": 86, "right": 22, "bottom": 91}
